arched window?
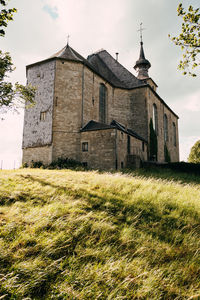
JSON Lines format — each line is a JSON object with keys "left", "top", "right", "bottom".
{"left": 164, "top": 114, "right": 168, "bottom": 142}
{"left": 173, "top": 122, "right": 176, "bottom": 146}
{"left": 153, "top": 104, "right": 158, "bottom": 134}
{"left": 99, "top": 83, "right": 107, "bottom": 123}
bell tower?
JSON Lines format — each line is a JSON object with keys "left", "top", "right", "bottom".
{"left": 134, "top": 23, "right": 151, "bottom": 80}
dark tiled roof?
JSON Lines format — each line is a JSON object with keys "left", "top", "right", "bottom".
{"left": 81, "top": 120, "right": 147, "bottom": 142}
{"left": 50, "top": 43, "right": 85, "bottom": 62}
{"left": 81, "top": 120, "right": 115, "bottom": 131}
{"left": 87, "top": 50, "right": 145, "bottom": 89}
{"left": 110, "top": 120, "right": 147, "bottom": 142}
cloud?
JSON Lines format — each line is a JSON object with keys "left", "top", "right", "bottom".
{"left": 184, "top": 90, "right": 200, "bottom": 112}
{"left": 42, "top": 4, "right": 58, "bottom": 19}
{"left": 0, "top": 0, "right": 200, "bottom": 168}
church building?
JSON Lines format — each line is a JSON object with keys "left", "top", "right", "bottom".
{"left": 22, "top": 39, "right": 179, "bottom": 169}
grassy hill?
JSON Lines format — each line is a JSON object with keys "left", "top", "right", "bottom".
{"left": 0, "top": 168, "right": 200, "bottom": 299}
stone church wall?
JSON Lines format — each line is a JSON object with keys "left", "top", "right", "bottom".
{"left": 128, "top": 88, "right": 148, "bottom": 140}
{"left": 22, "top": 60, "right": 55, "bottom": 149}
{"left": 116, "top": 131, "right": 147, "bottom": 169}
{"left": 52, "top": 60, "right": 83, "bottom": 161}
{"left": 81, "top": 128, "right": 148, "bottom": 170}
{"left": 22, "top": 57, "right": 179, "bottom": 167}
{"left": 82, "top": 67, "right": 113, "bottom": 126}
{"left": 22, "top": 145, "right": 52, "bottom": 165}
{"left": 81, "top": 129, "right": 116, "bottom": 169}
{"left": 146, "top": 87, "right": 179, "bottom": 162}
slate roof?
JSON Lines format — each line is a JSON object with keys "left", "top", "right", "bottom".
{"left": 81, "top": 120, "right": 147, "bottom": 143}
{"left": 50, "top": 45, "right": 145, "bottom": 89}
{"left": 87, "top": 50, "right": 145, "bottom": 89}
{"left": 50, "top": 43, "right": 86, "bottom": 63}
{"left": 27, "top": 43, "right": 145, "bottom": 89}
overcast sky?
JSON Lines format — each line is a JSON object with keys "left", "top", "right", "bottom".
{"left": 0, "top": 0, "right": 199, "bottom": 169}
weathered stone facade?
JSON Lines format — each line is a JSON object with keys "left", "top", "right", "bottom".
{"left": 22, "top": 42, "right": 179, "bottom": 169}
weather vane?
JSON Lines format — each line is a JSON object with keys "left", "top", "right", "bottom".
{"left": 138, "top": 23, "right": 146, "bottom": 43}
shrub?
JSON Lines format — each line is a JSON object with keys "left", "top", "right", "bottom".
{"left": 48, "top": 157, "right": 84, "bottom": 170}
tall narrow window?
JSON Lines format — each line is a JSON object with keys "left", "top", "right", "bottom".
{"left": 127, "top": 135, "right": 131, "bottom": 154}
{"left": 99, "top": 83, "right": 107, "bottom": 123}
{"left": 164, "top": 114, "right": 168, "bottom": 142}
{"left": 173, "top": 122, "right": 176, "bottom": 146}
{"left": 153, "top": 104, "right": 158, "bottom": 135}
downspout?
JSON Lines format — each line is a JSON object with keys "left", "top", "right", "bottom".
{"left": 81, "top": 64, "right": 85, "bottom": 128}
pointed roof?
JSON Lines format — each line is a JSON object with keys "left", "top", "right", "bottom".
{"left": 134, "top": 42, "right": 151, "bottom": 70}
{"left": 50, "top": 43, "right": 84, "bottom": 62}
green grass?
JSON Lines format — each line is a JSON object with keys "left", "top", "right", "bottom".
{"left": 0, "top": 168, "right": 200, "bottom": 299}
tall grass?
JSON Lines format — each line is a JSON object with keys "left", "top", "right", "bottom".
{"left": 0, "top": 168, "right": 200, "bottom": 299}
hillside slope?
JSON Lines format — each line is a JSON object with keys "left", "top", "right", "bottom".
{"left": 0, "top": 169, "right": 200, "bottom": 299}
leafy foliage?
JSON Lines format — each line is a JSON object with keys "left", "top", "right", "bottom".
{"left": 169, "top": 3, "right": 200, "bottom": 76}
{"left": 188, "top": 139, "right": 200, "bottom": 163}
{"left": 0, "top": 0, "right": 17, "bottom": 37}
{"left": 0, "top": 0, "right": 35, "bottom": 112}
{"left": 149, "top": 118, "right": 157, "bottom": 161}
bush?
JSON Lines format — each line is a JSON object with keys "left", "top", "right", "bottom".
{"left": 48, "top": 157, "right": 83, "bottom": 170}
{"left": 30, "top": 160, "right": 44, "bottom": 169}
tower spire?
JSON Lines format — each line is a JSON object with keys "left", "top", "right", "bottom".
{"left": 134, "top": 23, "right": 151, "bottom": 80}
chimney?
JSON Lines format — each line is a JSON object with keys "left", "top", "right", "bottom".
{"left": 115, "top": 52, "right": 119, "bottom": 61}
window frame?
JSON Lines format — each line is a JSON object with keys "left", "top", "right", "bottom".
{"left": 40, "top": 111, "right": 46, "bottom": 121}
{"left": 164, "top": 114, "right": 168, "bottom": 142}
{"left": 99, "top": 83, "right": 107, "bottom": 123}
{"left": 82, "top": 142, "right": 89, "bottom": 152}
{"left": 153, "top": 104, "right": 158, "bottom": 135}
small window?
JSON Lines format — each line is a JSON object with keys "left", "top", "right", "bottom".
{"left": 82, "top": 142, "right": 88, "bottom": 152}
{"left": 40, "top": 111, "right": 46, "bottom": 121}
{"left": 82, "top": 162, "right": 88, "bottom": 167}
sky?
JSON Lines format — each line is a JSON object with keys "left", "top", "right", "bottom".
{"left": 0, "top": 0, "right": 200, "bottom": 169}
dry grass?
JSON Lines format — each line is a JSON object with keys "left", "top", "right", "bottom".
{"left": 0, "top": 168, "right": 200, "bottom": 299}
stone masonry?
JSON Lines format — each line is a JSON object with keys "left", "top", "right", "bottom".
{"left": 22, "top": 42, "right": 179, "bottom": 169}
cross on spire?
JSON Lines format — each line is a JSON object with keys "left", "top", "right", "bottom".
{"left": 67, "top": 34, "right": 70, "bottom": 45}
{"left": 137, "top": 22, "right": 146, "bottom": 43}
